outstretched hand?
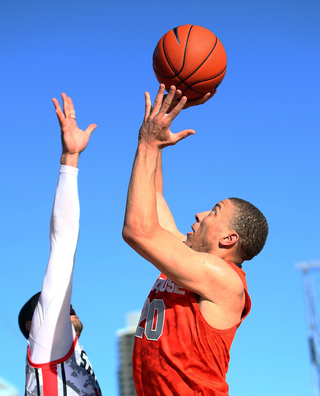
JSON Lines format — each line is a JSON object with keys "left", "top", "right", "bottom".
{"left": 52, "top": 93, "right": 97, "bottom": 167}
{"left": 139, "top": 84, "right": 195, "bottom": 149}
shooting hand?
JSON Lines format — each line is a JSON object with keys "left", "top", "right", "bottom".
{"left": 139, "top": 84, "right": 195, "bottom": 149}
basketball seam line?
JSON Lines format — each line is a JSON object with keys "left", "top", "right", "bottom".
{"left": 182, "top": 65, "right": 227, "bottom": 95}
{"left": 152, "top": 66, "right": 225, "bottom": 96}
{"left": 153, "top": 65, "right": 226, "bottom": 84}
{"left": 161, "top": 25, "right": 193, "bottom": 78}
{"left": 182, "top": 35, "right": 218, "bottom": 83}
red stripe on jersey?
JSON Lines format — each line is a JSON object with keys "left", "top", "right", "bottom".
{"left": 27, "top": 337, "right": 78, "bottom": 396}
{"left": 42, "top": 364, "right": 58, "bottom": 396}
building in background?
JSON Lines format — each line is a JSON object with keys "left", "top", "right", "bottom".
{"left": 296, "top": 261, "right": 320, "bottom": 396}
{"left": 0, "top": 377, "right": 19, "bottom": 396}
{"left": 117, "top": 312, "right": 140, "bottom": 396}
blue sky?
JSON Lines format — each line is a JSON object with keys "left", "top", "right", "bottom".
{"left": 1, "top": 0, "right": 319, "bottom": 394}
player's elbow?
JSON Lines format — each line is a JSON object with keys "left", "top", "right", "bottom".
{"left": 122, "top": 224, "right": 133, "bottom": 245}
{"left": 122, "top": 223, "right": 142, "bottom": 247}
{"left": 122, "top": 223, "right": 153, "bottom": 249}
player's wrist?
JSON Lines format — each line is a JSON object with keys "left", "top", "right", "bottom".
{"left": 138, "top": 140, "right": 160, "bottom": 154}
{"left": 60, "top": 152, "right": 80, "bottom": 167}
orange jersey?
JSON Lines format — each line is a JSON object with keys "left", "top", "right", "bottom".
{"left": 132, "top": 262, "right": 251, "bottom": 396}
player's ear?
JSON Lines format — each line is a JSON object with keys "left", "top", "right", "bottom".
{"left": 25, "top": 321, "right": 31, "bottom": 332}
{"left": 219, "top": 233, "right": 239, "bottom": 247}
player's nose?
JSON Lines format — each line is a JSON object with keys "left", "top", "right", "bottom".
{"left": 195, "top": 210, "right": 210, "bottom": 222}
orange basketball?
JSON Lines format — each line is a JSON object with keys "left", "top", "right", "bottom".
{"left": 152, "top": 25, "right": 227, "bottom": 100}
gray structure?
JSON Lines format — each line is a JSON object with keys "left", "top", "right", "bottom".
{"left": 296, "top": 261, "right": 320, "bottom": 396}
{"left": 117, "top": 312, "right": 140, "bottom": 396}
{"left": 0, "top": 377, "right": 19, "bottom": 396}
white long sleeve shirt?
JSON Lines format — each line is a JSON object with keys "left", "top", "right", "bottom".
{"left": 25, "top": 166, "right": 101, "bottom": 396}
{"left": 29, "top": 165, "right": 80, "bottom": 363}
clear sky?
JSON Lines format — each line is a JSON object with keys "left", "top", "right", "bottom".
{"left": 1, "top": 0, "right": 319, "bottom": 395}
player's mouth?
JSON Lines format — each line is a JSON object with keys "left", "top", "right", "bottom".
{"left": 187, "top": 226, "right": 195, "bottom": 237}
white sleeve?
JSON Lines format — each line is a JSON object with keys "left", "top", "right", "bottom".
{"left": 29, "top": 165, "right": 80, "bottom": 364}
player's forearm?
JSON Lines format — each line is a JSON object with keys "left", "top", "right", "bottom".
{"left": 42, "top": 165, "right": 79, "bottom": 292}
{"left": 154, "top": 150, "right": 184, "bottom": 239}
{"left": 155, "top": 150, "right": 163, "bottom": 195}
{"left": 50, "top": 165, "right": 80, "bottom": 239}
{"left": 123, "top": 143, "right": 160, "bottom": 240}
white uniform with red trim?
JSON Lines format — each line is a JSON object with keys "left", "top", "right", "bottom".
{"left": 25, "top": 166, "right": 101, "bottom": 396}
{"left": 25, "top": 338, "right": 101, "bottom": 396}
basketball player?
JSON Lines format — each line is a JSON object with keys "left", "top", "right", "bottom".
{"left": 123, "top": 84, "right": 268, "bottom": 395}
{"left": 18, "top": 93, "right": 102, "bottom": 396}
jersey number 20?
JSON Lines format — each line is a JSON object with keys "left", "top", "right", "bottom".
{"left": 135, "top": 298, "right": 165, "bottom": 341}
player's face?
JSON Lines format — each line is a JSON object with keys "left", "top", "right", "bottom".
{"left": 185, "top": 199, "right": 234, "bottom": 253}
{"left": 70, "top": 305, "right": 83, "bottom": 338}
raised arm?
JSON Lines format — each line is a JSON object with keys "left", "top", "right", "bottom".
{"left": 29, "top": 94, "right": 96, "bottom": 364}
{"left": 155, "top": 88, "right": 216, "bottom": 239}
{"left": 123, "top": 85, "right": 193, "bottom": 243}
{"left": 155, "top": 150, "right": 186, "bottom": 240}
{"left": 124, "top": 86, "right": 228, "bottom": 296}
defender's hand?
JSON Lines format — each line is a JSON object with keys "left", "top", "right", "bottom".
{"left": 52, "top": 93, "right": 97, "bottom": 166}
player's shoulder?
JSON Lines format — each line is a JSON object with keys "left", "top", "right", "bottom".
{"left": 204, "top": 255, "right": 245, "bottom": 293}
